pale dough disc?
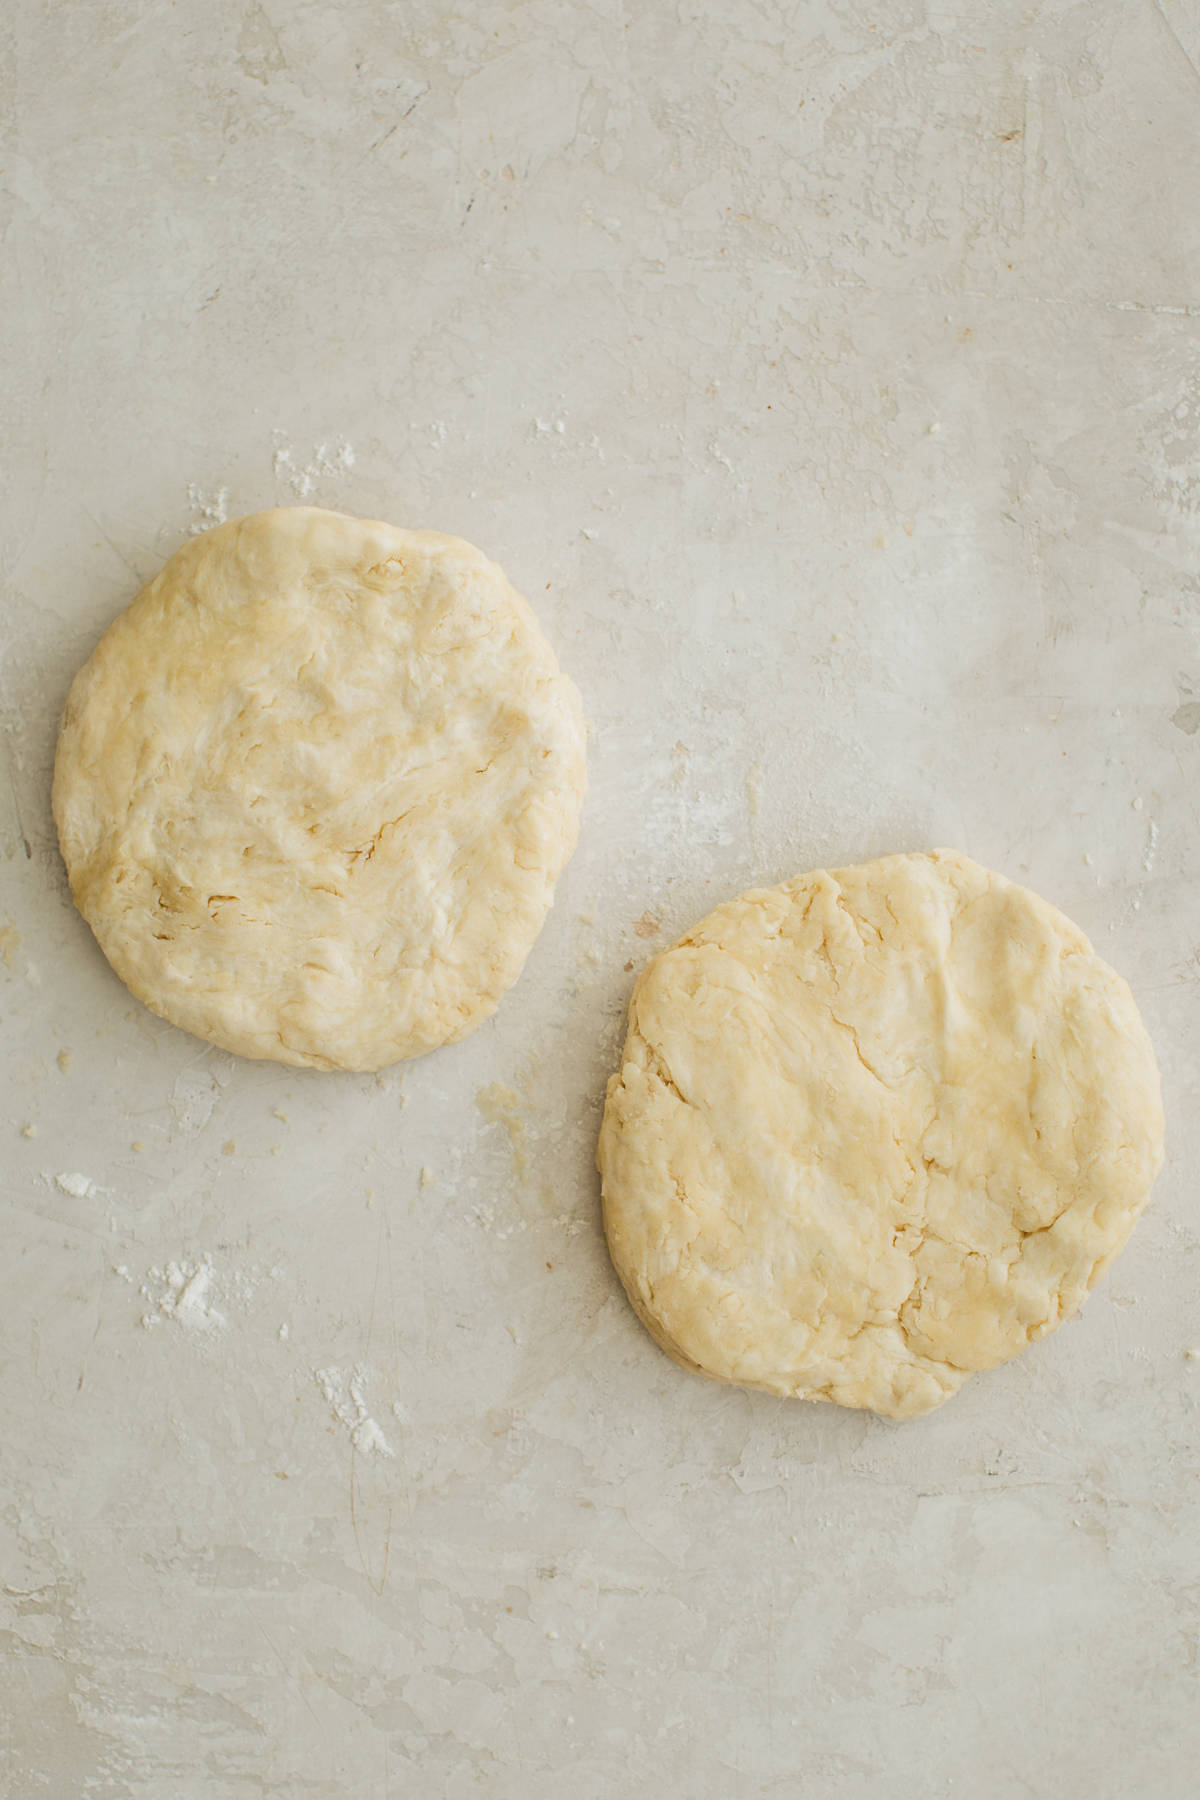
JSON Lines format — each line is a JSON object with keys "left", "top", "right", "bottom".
{"left": 597, "top": 850, "right": 1163, "bottom": 1420}
{"left": 53, "top": 508, "right": 586, "bottom": 1071}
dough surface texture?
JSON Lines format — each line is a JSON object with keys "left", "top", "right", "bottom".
{"left": 54, "top": 508, "right": 586, "bottom": 1071}
{"left": 597, "top": 851, "right": 1163, "bottom": 1419}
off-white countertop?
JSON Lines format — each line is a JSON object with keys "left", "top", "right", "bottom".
{"left": 3, "top": 3, "right": 1200, "bottom": 1795}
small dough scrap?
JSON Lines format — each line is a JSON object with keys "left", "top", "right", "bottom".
{"left": 54, "top": 508, "right": 586, "bottom": 1071}
{"left": 597, "top": 850, "right": 1163, "bottom": 1420}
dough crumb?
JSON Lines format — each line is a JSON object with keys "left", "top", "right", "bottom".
{"left": 633, "top": 912, "right": 662, "bottom": 939}
{"left": 57, "top": 1049, "right": 73, "bottom": 1073}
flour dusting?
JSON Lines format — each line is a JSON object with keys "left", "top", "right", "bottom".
{"left": 272, "top": 434, "right": 356, "bottom": 498}
{"left": 1143, "top": 819, "right": 1159, "bottom": 874}
{"left": 138, "top": 1255, "right": 277, "bottom": 1335}
{"left": 314, "top": 1364, "right": 395, "bottom": 1458}
{"left": 55, "top": 1171, "right": 102, "bottom": 1199}
{"left": 142, "top": 1257, "right": 226, "bottom": 1334}
{"left": 186, "top": 484, "right": 229, "bottom": 535}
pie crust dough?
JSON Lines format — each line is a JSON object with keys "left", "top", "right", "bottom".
{"left": 54, "top": 508, "right": 586, "bottom": 1071}
{"left": 597, "top": 850, "right": 1163, "bottom": 1419}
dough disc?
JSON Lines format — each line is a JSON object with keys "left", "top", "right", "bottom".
{"left": 597, "top": 850, "right": 1163, "bottom": 1419}
{"left": 54, "top": 508, "right": 586, "bottom": 1071}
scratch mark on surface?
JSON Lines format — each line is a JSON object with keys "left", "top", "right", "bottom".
{"left": 366, "top": 88, "right": 425, "bottom": 157}
{"left": 256, "top": 1620, "right": 321, "bottom": 1727}
{"left": 1154, "top": 0, "right": 1200, "bottom": 93}
{"left": 79, "top": 504, "right": 142, "bottom": 583}
{"left": 5, "top": 760, "right": 32, "bottom": 860}
{"left": 349, "top": 1454, "right": 393, "bottom": 1600}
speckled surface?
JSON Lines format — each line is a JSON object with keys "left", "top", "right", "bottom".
{"left": 3, "top": 2, "right": 1200, "bottom": 1795}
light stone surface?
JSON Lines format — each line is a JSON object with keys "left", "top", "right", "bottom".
{"left": 2, "top": 2, "right": 1200, "bottom": 1795}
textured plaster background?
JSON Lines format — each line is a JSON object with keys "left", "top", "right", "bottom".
{"left": 3, "top": 1, "right": 1200, "bottom": 1795}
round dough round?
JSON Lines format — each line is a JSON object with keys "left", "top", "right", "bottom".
{"left": 597, "top": 850, "right": 1163, "bottom": 1420}
{"left": 53, "top": 507, "right": 586, "bottom": 1071}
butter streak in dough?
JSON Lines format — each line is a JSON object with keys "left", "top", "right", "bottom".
{"left": 597, "top": 850, "right": 1163, "bottom": 1420}
{"left": 53, "top": 508, "right": 586, "bottom": 1071}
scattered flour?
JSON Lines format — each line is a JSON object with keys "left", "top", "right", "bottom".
{"left": 142, "top": 1257, "right": 226, "bottom": 1334}
{"left": 709, "top": 441, "right": 737, "bottom": 478}
{"left": 472, "top": 1202, "right": 529, "bottom": 1242}
{"left": 137, "top": 1255, "right": 278, "bottom": 1335}
{"left": 186, "top": 484, "right": 229, "bottom": 535}
{"left": 272, "top": 434, "right": 356, "bottom": 498}
{"left": 1143, "top": 819, "right": 1159, "bottom": 874}
{"left": 313, "top": 1364, "right": 395, "bottom": 1458}
{"left": 54, "top": 1171, "right": 102, "bottom": 1199}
